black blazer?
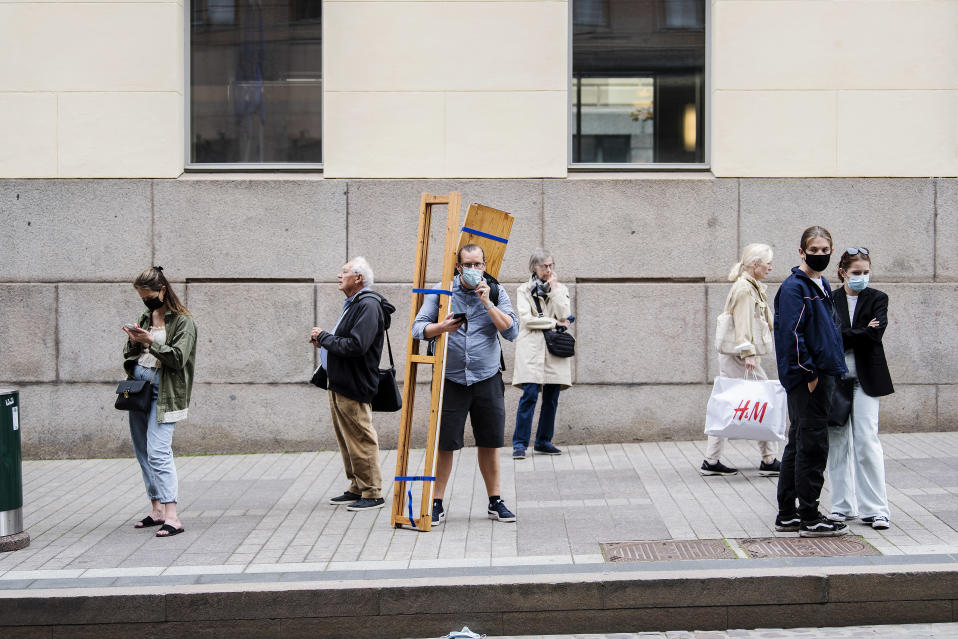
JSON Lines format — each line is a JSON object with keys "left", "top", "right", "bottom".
{"left": 831, "top": 287, "right": 894, "bottom": 397}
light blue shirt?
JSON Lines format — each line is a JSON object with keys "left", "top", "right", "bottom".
{"left": 321, "top": 286, "right": 370, "bottom": 370}
{"left": 411, "top": 275, "right": 519, "bottom": 386}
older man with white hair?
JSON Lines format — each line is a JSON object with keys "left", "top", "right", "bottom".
{"left": 310, "top": 257, "right": 394, "bottom": 511}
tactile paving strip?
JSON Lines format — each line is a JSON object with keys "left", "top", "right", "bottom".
{"left": 738, "top": 536, "right": 880, "bottom": 558}
{"left": 602, "top": 539, "right": 736, "bottom": 562}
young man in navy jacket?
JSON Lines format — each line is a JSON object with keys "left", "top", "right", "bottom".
{"left": 773, "top": 227, "right": 848, "bottom": 537}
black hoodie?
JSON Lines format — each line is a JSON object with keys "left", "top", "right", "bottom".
{"left": 318, "top": 291, "right": 396, "bottom": 403}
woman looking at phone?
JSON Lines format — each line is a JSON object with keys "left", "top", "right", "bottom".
{"left": 511, "top": 248, "right": 572, "bottom": 459}
{"left": 121, "top": 266, "right": 197, "bottom": 538}
{"left": 826, "top": 248, "right": 893, "bottom": 530}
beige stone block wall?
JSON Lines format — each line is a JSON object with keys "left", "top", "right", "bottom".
{"left": 322, "top": 0, "right": 568, "bottom": 178}
{"left": 0, "top": 94, "right": 58, "bottom": 177}
{"left": 711, "top": 0, "right": 958, "bottom": 177}
{"left": 0, "top": 1, "right": 184, "bottom": 178}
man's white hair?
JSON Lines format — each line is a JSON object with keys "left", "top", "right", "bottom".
{"left": 350, "top": 256, "right": 374, "bottom": 286}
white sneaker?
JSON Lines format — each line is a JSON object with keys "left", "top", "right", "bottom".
{"left": 827, "top": 512, "right": 856, "bottom": 522}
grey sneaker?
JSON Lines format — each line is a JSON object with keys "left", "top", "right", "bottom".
{"left": 827, "top": 512, "right": 856, "bottom": 522}
{"left": 346, "top": 497, "right": 385, "bottom": 511}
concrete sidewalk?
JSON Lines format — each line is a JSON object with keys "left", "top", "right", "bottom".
{"left": 1, "top": 432, "right": 958, "bottom": 637}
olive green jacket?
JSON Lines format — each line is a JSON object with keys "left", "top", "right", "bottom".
{"left": 123, "top": 310, "right": 197, "bottom": 423}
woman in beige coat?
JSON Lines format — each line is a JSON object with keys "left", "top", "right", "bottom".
{"left": 511, "top": 248, "right": 573, "bottom": 459}
{"left": 701, "top": 243, "right": 781, "bottom": 476}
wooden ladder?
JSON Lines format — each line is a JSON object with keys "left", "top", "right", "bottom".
{"left": 390, "top": 192, "right": 461, "bottom": 531}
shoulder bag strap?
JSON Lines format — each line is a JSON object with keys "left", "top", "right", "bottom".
{"left": 532, "top": 293, "right": 545, "bottom": 318}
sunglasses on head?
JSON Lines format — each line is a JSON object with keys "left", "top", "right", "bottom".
{"left": 846, "top": 247, "right": 869, "bottom": 256}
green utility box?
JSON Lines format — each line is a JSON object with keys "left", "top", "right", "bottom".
{"left": 0, "top": 389, "right": 26, "bottom": 544}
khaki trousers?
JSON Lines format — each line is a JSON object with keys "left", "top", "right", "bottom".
{"left": 329, "top": 391, "right": 382, "bottom": 499}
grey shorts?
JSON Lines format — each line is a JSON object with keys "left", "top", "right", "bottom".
{"left": 438, "top": 373, "right": 505, "bottom": 450}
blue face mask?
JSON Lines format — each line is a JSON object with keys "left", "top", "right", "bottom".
{"left": 847, "top": 274, "right": 869, "bottom": 292}
{"left": 460, "top": 267, "right": 483, "bottom": 288}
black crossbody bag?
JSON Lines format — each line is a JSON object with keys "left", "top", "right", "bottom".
{"left": 532, "top": 294, "right": 575, "bottom": 358}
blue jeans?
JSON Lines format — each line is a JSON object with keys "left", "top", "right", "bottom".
{"left": 128, "top": 365, "right": 178, "bottom": 504}
{"left": 512, "top": 383, "right": 561, "bottom": 449}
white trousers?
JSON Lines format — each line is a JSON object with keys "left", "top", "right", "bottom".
{"left": 826, "top": 382, "right": 889, "bottom": 518}
{"left": 704, "top": 354, "right": 777, "bottom": 463}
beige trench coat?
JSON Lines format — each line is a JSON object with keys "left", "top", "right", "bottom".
{"left": 512, "top": 280, "right": 573, "bottom": 389}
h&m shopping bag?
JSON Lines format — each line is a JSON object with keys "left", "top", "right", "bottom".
{"left": 704, "top": 376, "right": 787, "bottom": 441}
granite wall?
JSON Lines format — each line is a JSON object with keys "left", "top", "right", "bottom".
{"left": 1, "top": 177, "right": 955, "bottom": 458}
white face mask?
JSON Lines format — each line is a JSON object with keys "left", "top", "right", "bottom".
{"left": 460, "top": 267, "right": 483, "bottom": 288}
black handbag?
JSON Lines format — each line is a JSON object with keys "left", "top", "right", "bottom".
{"left": 828, "top": 377, "right": 855, "bottom": 427}
{"left": 114, "top": 379, "right": 152, "bottom": 412}
{"left": 371, "top": 330, "right": 402, "bottom": 412}
{"left": 532, "top": 295, "right": 575, "bottom": 358}
{"left": 310, "top": 365, "right": 328, "bottom": 389}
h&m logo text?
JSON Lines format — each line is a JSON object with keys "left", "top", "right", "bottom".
{"left": 732, "top": 400, "right": 767, "bottom": 423}
{"left": 3, "top": 398, "right": 12, "bottom": 407}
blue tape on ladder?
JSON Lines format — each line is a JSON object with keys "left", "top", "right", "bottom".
{"left": 461, "top": 226, "right": 508, "bottom": 244}
{"left": 395, "top": 476, "right": 437, "bottom": 481}
{"left": 407, "top": 489, "right": 417, "bottom": 530}
{"left": 412, "top": 288, "right": 453, "bottom": 296}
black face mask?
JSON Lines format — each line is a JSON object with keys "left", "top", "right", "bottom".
{"left": 143, "top": 295, "right": 164, "bottom": 311}
{"left": 803, "top": 252, "right": 831, "bottom": 273}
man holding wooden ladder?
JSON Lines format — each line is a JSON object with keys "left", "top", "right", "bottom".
{"left": 412, "top": 244, "right": 520, "bottom": 526}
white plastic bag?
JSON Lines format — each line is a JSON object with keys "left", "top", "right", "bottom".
{"left": 705, "top": 376, "right": 787, "bottom": 441}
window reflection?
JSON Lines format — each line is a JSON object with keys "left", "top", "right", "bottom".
{"left": 191, "top": 0, "right": 322, "bottom": 164}
{"left": 572, "top": 0, "right": 706, "bottom": 164}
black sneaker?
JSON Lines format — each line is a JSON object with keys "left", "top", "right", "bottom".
{"left": 799, "top": 516, "right": 849, "bottom": 537}
{"left": 774, "top": 514, "right": 801, "bottom": 532}
{"left": 431, "top": 499, "right": 445, "bottom": 526}
{"left": 346, "top": 497, "right": 385, "bottom": 511}
{"left": 700, "top": 460, "right": 738, "bottom": 476}
{"left": 759, "top": 459, "right": 781, "bottom": 476}
{"left": 862, "top": 515, "right": 890, "bottom": 530}
{"left": 513, "top": 446, "right": 527, "bottom": 460}
{"left": 533, "top": 443, "right": 562, "bottom": 455}
{"left": 488, "top": 499, "right": 516, "bottom": 522}
{"left": 329, "top": 491, "right": 361, "bottom": 505}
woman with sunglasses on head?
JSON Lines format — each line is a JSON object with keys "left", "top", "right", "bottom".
{"left": 826, "top": 248, "right": 893, "bottom": 530}
{"left": 773, "top": 226, "right": 848, "bottom": 537}
{"left": 121, "top": 266, "right": 197, "bottom": 538}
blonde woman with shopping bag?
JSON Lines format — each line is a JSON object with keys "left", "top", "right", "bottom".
{"left": 701, "top": 243, "right": 781, "bottom": 477}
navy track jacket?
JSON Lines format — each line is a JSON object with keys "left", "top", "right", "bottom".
{"left": 773, "top": 266, "right": 847, "bottom": 392}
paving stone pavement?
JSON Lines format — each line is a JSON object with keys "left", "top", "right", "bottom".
{"left": 448, "top": 623, "right": 958, "bottom": 638}
{"left": 2, "top": 432, "right": 958, "bottom": 589}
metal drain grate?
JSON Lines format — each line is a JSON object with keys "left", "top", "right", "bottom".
{"left": 739, "top": 536, "right": 879, "bottom": 559}
{"left": 602, "top": 539, "right": 736, "bottom": 562}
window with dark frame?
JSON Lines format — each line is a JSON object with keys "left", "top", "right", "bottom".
{"left": 190, "top": 0, "right": 323, "bottom": 164}
{"left": 572, "top": 0, "right": 706, "bottom": 165}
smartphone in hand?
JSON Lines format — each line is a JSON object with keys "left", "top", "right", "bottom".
{"left": 123, "top": 323, "right": 138, "bottom": 331}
